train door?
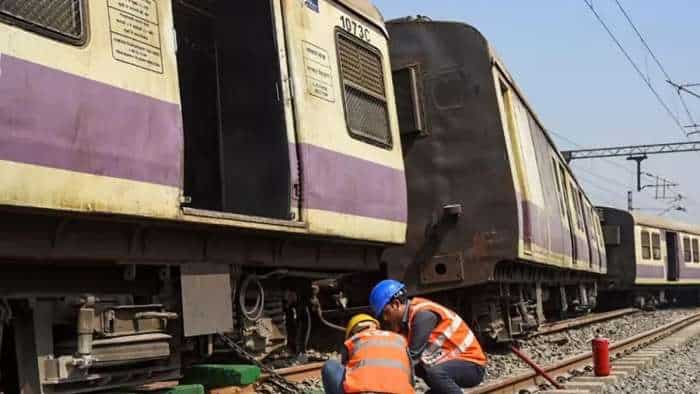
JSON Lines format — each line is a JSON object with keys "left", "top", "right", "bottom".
{"left": 666, "top": 231, "right": 680, "bottom": 281}
{"left": 578, "top": 193, "right": 594, "bottom": 268}
{"left": 581, "top": 204, "right": 596, "bottom": 269}
{"left": 570, "top": 186, "right": 591, "bottom": 266}
{"left": 551, "top": 158, "right": 571, "bottom": 266}
{"left": 559, "top": 165, "right": 578, "bottom": 263}
{"left": 499, "top": 82, "right": 533, "bottom": 255}
{"left": 176, "top": 0, "right": 299, "bottom": 220}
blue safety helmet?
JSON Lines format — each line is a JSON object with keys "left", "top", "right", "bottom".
{"left": 369, "top": 279, "right": 406, "bottom": 318}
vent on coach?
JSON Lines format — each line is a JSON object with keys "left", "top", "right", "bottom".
{"left": 336, "top": 31, "right": 391, "bottom": 148}
{"left": 393, "top": 65, "right": 428, "bottom": 136}
{"left": 0, "top": 0, "right": 85, "bottom": 44}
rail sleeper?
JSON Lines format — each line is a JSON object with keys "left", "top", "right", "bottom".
{"left": 547, "top": 315, "right": 700, "bottom": 393}
{"left": 561, "top": 381, "right": 606, "bottom": 393}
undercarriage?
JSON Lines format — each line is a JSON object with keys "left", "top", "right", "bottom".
{"left": 409, "top": 262, "right": 601, "bottom": 343}
{"left": 0, "top": 263, "right": 348, "bottom": 394}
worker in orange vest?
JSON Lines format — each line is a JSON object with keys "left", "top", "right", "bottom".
{"left": 370, "top": 280, "right": 487, "bottom": 394}
{"left": 321, "top": 313, "right": 415, "bottom": 394}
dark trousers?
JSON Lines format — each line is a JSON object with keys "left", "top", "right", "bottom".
{"left": 417, "top": 360, "right": 485, "bottom": 394}
{"left": 321, "top": 359, "right": 345, "bottom": 394}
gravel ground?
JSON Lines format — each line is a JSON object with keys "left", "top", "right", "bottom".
{"left": 604, "top": 335, "right": 700, "bottom": 394}
{"left": 484, "top": 308, "right": 697, "bottom": 383}
{"left": 276, "top": 308, "right": 697, "bottom": 393}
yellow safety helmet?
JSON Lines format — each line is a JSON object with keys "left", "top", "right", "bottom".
{"left": 345, "top": 313, "right": 379, "bottom": 339}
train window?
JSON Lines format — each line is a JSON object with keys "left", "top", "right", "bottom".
{"left": 693, "top": 239, "right": 699, "bottom": 263}
{"left": 596, "top": 217, "right": 605, "bottom": 248}
{"left": 652, "top": 233, "right": 661, "bottom": 260}
{"left": 551, "top": 158, "right": 566, "bottom": 215}
{"left": 683, "top": 236, "right": 692, "bottom": 262}
{"left": 433, "top": 69, "right": 467, "bottom": 110}
{"left": 571, "top": 183, "right": 584, "bottom": 231}
{"left": 336, "top": 30, "right": 391, "bottom": 148}
{"left": 590, "top": 207, "right": 601, "bottom": 245}
{"left": 578, "top": 192, "right": 588, "bottom": 231}
{"left": 0, "top": 0, "right": 86, "bottom": 45}
{"left": 640, "top": 230, "right": 651, "bottom": 260}
{"left": 559, "top": 165, "right": 574, "bottom": 225}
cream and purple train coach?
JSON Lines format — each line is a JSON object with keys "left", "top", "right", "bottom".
{"left": 0, "top": 0, "right": 405, "bottom": 392}
{"left": 599, "top": 207, "right": 700, "bottom": 308}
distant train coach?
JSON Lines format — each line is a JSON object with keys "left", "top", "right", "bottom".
{"left": 598, "top": 207, "right": 700, "bottom": 307}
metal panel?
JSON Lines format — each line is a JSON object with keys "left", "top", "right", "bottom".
{"left": 603, "top": 225, "right": 621, "bottom": 246}
{"left": 421, "top": 254, "right": 464, "bottom": 284}
{"left": 180, "top": 264, "right": 233, "bottom": 337}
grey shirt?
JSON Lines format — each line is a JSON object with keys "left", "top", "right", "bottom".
{"left": 401, "top": 299, "right": 439, "bottom": 365}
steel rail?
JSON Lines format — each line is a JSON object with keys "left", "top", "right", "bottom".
{"left": 266, "top": 362, "right": 325, "bottom": 383}
{"left": 533, "top": 308, "right": 639, "bottom": 337}
{"left": 469, "top": 312, "right": 700, "bottom": 394}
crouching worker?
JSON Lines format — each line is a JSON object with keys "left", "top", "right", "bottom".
{"left": 370, "top": 280, "right": 487, "bottom": 394}
{"left": 322, "top": 313, "right": 415, "bottom": 394}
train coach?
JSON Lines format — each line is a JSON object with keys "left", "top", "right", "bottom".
{"left": 598, "top": 207, "right": 700, "bottom": 308}
{"left": 0, "top": 0, "right": 406, "bottom": 392}
{"left": 380, "top": 17, "right": 608, "bottom": 342}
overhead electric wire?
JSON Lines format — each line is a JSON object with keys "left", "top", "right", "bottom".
{"left": 549, "top": 130, "right": 635, "bottom": 175}
{"left": 576, "top": 163, "right": 632, "bottom": 190}
{"left": 577, "top": 174, "right": 632, "bottom": 208}
{"left": 577, "top": 173, "right": 663, "bottom": 211}
{"left": 612, "top": 0, "right": 698, "bottom": 130}
{"left": 548, "top": 130, "right": 690, "bottom": 212}
{"left": 583, "top": 0, "right": 689, "bottom": 139}
{"left": 612, "top": 0, "right": 669, "bottom": 79}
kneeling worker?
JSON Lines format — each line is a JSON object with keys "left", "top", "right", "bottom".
{"left": 322, "top": 313, "right": 415, "bottom": 394}
{"left": 370, "top": 280, "right": 486, "bottom": 394}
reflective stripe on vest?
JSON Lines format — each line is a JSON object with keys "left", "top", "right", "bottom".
{"left": 343, "top": 329, "right": 414, "bottom": 394}
{"left": 409, "top": 298, "right": 486, "bottom": 367}
{"left": 349, "top": 358, "right": 412, "bottom": 375}
{"left": 351, "top": 337, "right": 407, "bottom": 353}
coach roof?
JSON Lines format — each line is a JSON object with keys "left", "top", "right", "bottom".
{"left": 633, "top": 211, "right": 700, "bottom": 236}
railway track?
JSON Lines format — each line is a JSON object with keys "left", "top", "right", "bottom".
{"left": 533, "top": 308, "right": 639, "bottom": 337}
{"left": 259, "top": 308, "right": 645, "bottom": 391}
{"left": 266, "top": 362, "right": 325, "bottom": 383}
{"left": 259, "top": 308, "right": 684, "bottom": 393}
{"left": 470, "top": 311, "right": 700, "bottom": 394}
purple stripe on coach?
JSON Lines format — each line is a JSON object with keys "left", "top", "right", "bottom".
{"left": 299, "top": 144, "right": 408, "bottom": 223}
{"left": 636, "top": 264, "right": 665, "bottom": 279}
{"left": 0, "top": 54, "right": 183, "bottom": 187}
{"left": 680, "top": 264, "right": 700, "bottom": 279}
{"left": 0, "top": 54, "right": 407, "bottom": 222}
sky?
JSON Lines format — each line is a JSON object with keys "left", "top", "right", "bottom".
{"left": 373, "top": 1, "right": 700, "bottom": 222}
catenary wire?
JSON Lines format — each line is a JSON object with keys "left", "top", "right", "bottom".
{"left": 583, "top": 0, "right": 690, "bottom": 140}
{"left": 612, "top": 0, "right": 698, "bottom": 130}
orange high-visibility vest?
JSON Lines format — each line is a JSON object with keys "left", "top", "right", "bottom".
{"left": 343, "top": 329, "right": 415, "bottom": 394}
{"left": 407, "top": 297, "right": 487, "bottom": 367}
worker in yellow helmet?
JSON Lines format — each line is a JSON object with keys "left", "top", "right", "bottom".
{"left": 321, "top": 313, "right": 415, "bottom": 394}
